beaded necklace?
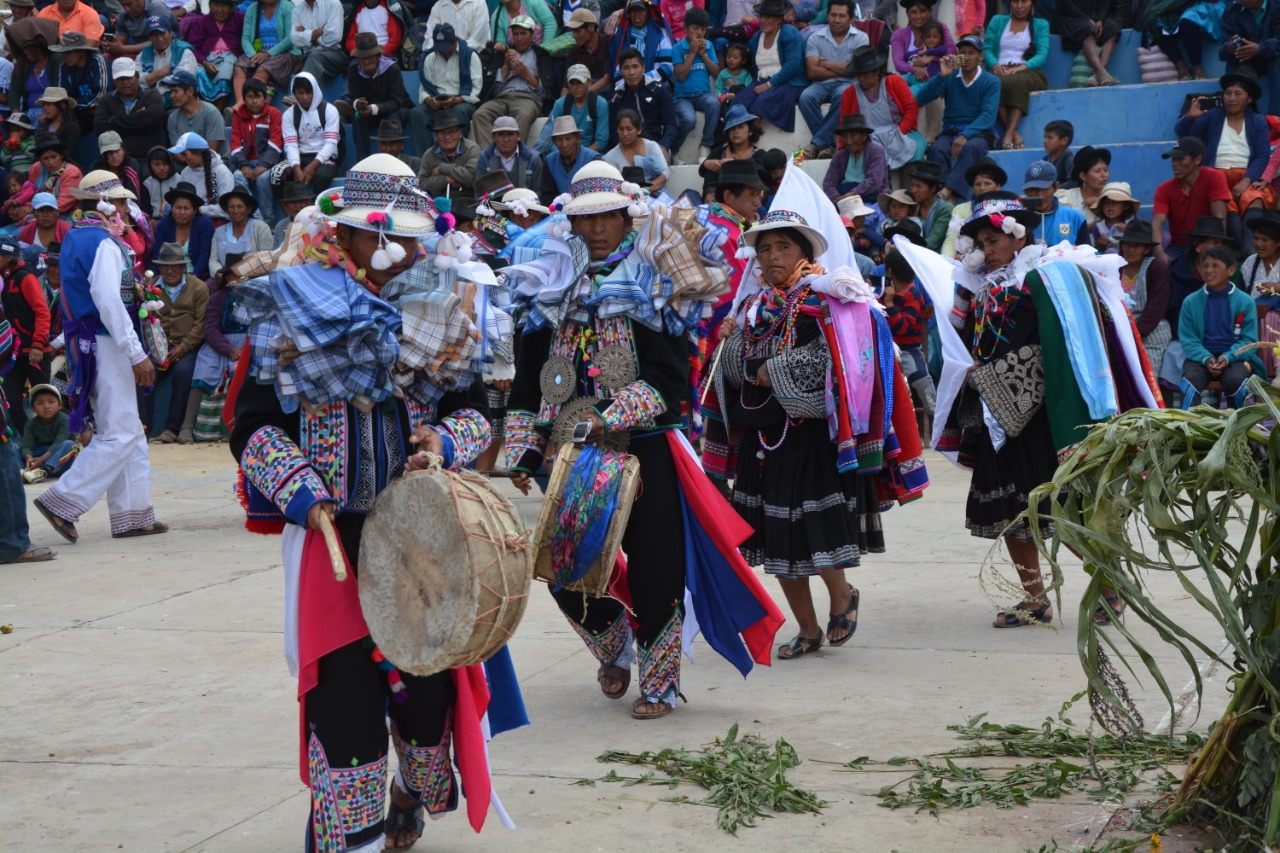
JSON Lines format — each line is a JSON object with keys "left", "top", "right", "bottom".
{"left": 741, "top": 279, "right": 814, "bottom": 464}
{"left": 970, "top": 266, "right": 1026, "bottom": 362}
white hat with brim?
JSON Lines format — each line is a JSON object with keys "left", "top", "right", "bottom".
{"left": 493, "top": 187, "right": 550, "bottom": 216}
{"left": 70, "top": 169, "right": 137, "bottom": 200}
{"left": 316, "top": 153, "right": 435, "bottom": 237}
{"left": 837, "top": 194, "right": 875, "bottom": 218}
{"left": 739, "top": 209, "right": 829, "bottom": 257}
{"left": 559, "top": 161, "right": 642, "bottom": 216}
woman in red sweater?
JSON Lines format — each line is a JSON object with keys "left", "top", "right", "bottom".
{"left": 839, "top": 45, "right": 923, "bottom": 170}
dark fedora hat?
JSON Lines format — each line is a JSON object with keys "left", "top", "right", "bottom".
{"left": 32, "top": 131, "right": 66, "bottom": 155}
{"left": 1118, "top": 219, "right": 1160, "bottom": 246}
{"left": 837, "top": 113, "right": 873, "bottom": 134}
{"left": 1072, "top": 145, "right": 1111, "bottom": 181}
{"left": 433, "top": 108, "right": 463, "bottom": 130}
{"left": 846, "top": 44, "right": 884, "bottom": 76}
{"left": 903, "top": 159, "right": 944, "bottom": 186}
{"left": 164, "top": 181, "right": 204, "bottom": 209}
{"left": 1220, "top": 64, "right": 1263, "bottom": 104}
{"left": 1186, "top": 215, "right": 1235, "bottom": 245}
{"left": 621, "top": 165, "right": 647, "bottom": 186}
{"left": 474, "top": 170, "right": 515, "bottom": 201}
{"left": 884, "top": 218, "right": 926, "bottom": 246}
{"left": 370, "top": 119, "right": 409, "bottom": 142}
{"left": 352, "top": 31, "right": 381, "bottom": 58}
{"left": 753, "top": 0, "right": 789, "bottom": 16}
{"left": 278, "top": 181, "right": 315, "bottom": 203}
{"left": 218, "top": 186, "right": 258, "bottom": 213}
{"left": 1246, "top": 208, "right": 1280, "bottom": 240}
{"left": 964, "top": 156, "right": 1007, "bottom": 189}
{"left": 715, "top": 158, "right": 768, "bottom": 190}
{"left": 155, "top": 241, "right": 188, "bottom": 266}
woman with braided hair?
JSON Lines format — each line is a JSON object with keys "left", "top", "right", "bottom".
{"left": 168, "top": 132, "right": 235, "bottom": 221}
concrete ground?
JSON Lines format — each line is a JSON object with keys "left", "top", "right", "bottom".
{"left": 1, "top": 444, "right": 1230, "bottom": 853}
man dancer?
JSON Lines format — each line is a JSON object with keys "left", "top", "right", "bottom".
{"left": 32, "top": 172, "right": 168, "bottom": 542}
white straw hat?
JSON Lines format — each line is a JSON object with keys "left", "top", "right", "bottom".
{"left": 557, "top": 161, "right": 644, "bottom": 217}
{"left": 316, "top": 154, "right": 434, "bottom": 237}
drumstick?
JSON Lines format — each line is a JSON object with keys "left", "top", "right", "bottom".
{"left": 700, "top": 341, "right": 728, "bottom": 407}
{"left": 315, "top": 512, "right": 347, "bottom": 582}
{"left": 476, "top": 469, "right": 522, "bottom": 479}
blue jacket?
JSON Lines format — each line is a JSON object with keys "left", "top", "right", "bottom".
{"left": 541, "top": 145, "right": 599, "bottom": 202}
{"left": 1035, "top": 200, "right": 1091, "bottom": 247}
{"left": 1220, "top": 0, "right": 1280, "bottom": 63}
{"left": 1179, "top": 283, "right": 1267, "bottom": 375}
{"left": 915, "top": 67, "right": 1001, "bottom": 138}
{"left": 983, "top": 16, "right": 1051, "bottom": 70}
{"left": 1174, "top": 108, "right": 1271, "bottom": 180}
{"left": 153, "top": 213, "right": 215, "bottom": 280}
{"left": 747, "top": 25, "right": 808, "bottom": 88}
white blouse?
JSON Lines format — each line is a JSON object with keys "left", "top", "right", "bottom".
{"left": 998, "top": 25, "right": 1031, "bottom": 65}
{"left": 757, "top": 35, "right": 782, "bottom": 79}
{"left": 1216, "top": 122, "right": 1251, "bottom": 170}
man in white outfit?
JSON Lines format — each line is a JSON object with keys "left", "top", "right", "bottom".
{"left": 32, "top": 171, "right": 168, "bottom": 542}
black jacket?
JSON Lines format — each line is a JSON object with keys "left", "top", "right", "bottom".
{"left": 345, "top": 59, "right": 415, "bottom": 117}
{"left": 93, "top": 88, "right": 167, "bottom": 166}
{"left": 606, "top": 80, "right": 676, "bottom": 151}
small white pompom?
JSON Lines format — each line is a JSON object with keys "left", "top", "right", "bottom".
{"left": 454, "top": 243, "right": 473, "bottom": 264}
{"left": 627, "top": 202, "right": 646, "bottom": 218}
{"left": 97, "top": 199, "right": 116, "bottom": 216}
{"left": 385, "top": 241, "right": 407, "bottom": 263}
{"left": 371, "top": 248, "right": 391, "bottom": 270}
{"left": 434, "top": 254, "right": 452, "bottom": 269}
{"left": 477, "top": 202, "right": 495, "bottom": 216}
{"left": 737, "top": 245, "right": 756, "bottom": 260}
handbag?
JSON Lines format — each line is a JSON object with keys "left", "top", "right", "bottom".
{"left": 193, "top": 368, "right": 231, "bottom": 442}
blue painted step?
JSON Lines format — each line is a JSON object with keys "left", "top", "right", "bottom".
{"left": 989, "top": 140, "right": 1175, "bottom": 206}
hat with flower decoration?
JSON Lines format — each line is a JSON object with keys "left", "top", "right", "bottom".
{"left": 553, "top": 160, "right": 646, "bottom": 217}
{"left": 70, "top": 169, "right": 137, "bottom": 201}
{"left": 958, "top": 196, "right": 1040, "bottom": 240}
{"left": 493, "top": 187, "right": 550, "bottom": 217}
{"left": 316, "top": 154, "right": 435, "bottom": 238}
{"left": 738, "top": 209, "right": 829, "bottom": 260}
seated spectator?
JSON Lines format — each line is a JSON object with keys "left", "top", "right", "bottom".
{"left": 1143, "top": 0, "right": 1223, "bottom": 81}
{"left": 604, "top": 109, "right": 671, "bottom": 194}
{"left": 1117, "top": 219, "right": 1173, "bottom": 374}
{"left": 19, "top": 383, "right": 77, "bottom": 484}
{"left": 34, "top": 86, "right": 81, "bottom": 158}
{"left": 169, "top": 132, "right": 234, "bottom": 220}
{"left": 2, "top": 170, "right": 36, "bottom": 224}
{"left": 731, "top": 0, "right": 806, "bottom": 133}
{"left": 698, "top": 104, "right": 763, "bottom": 198}
{"left": 90, "top": 130, "right": 147, "bottom": 212}
{"left": 281, "top": 71, "right": 340, "bottom": 197}
{"left": 839, "top": 194, "right": 879, "bottom": 273}
{"left": 891, "top": 0, "right": 955, "bottom": 95}
{"left": 139, "top": 15, "right": 198, "bottom": 109}
{"left": 878, "top": 187, "right": 922, "bottom": 246}
{"left": 185, "top": 0, "right": 244, "bottom": 107}
{"left": 410, "top": 24, "right": 483, "bottom": 153}
{"left": 190, "top": 247, "right": 248, "bottom": 422}
{"left": 1021, "top": 159, "right": 1090, "bottom": 246}
{"left": 38, "top": 0, "right": 105, "bottom": 42}
{"left": 153, "top": 183, "right": 214, "bottom": 278}
{"left": 106, "top": 0, "right": 174, "bottom": 59}
{"left": 942, "top": 158, "right": 1008, "bottom": 257}
{"left": 904, "top": 160, "right": 953, "bottom": 251}
{"left": 426, "top": 0, "right": 489, "bottom": 53}
{"left": 144, "top": 146, "right": 179, "bottom": 219}
{"left": 1242, "top": 209, "right": 1280, "bottom": 377}
{"left": 822, "top": 113, "right": 888, "bottom": 202}
{"left": 143, "top": 240, "right": 208, "bottom": 442}
{"left": 272, "top": 180, "right": 314, "bottom": 246}
{"left": 344, "top": 0, "right": 408, "bottom": 57}
{"left": 51, "top": 30, "right": 107, "bottom": 135}
{"left": 232, "top": 0, "right": 303, "bottom": 105}
{"left": 798, "top": 0, "right": 868, "bottom": 159}
{"left": 539, "top": 115, "right": 600, "bottom": 201}
{"left": 7, "top": 19, "right": 60, "bottom": 117}
{"left": 1178, "top": 244, "right": 1264, "bottom": 407}
{"left": 1152, "top": 136, "right": 1233, "bottom": 329}
{"left": 1054, "top": 143, "right": 1109, "bottom": 225}
{"left": 29, "top": 132, "right": 82, "bottom": 215}
{"left": 166, "top": 70, "right": 227, "bottom": 154}
{"left": 94, "top": 56, "right": 167, "bottom": 167}
{"left": 0, "top": 235, "right": 49, "bottom": 435}
{"left": 840, "top": 44, "right": 923, "bottom": 169}
{"left": 1089, "top": 180, "right": 1140, "bottom": 252}
{"left": 1056, "top": 0, "right": 1123, "bottom": 86}
{"left": 372, "top": 120, "right": 419, "bottom": 172}
{"left": 917, "top": 35, "right": 1001, "bottom": 202}
{"left": 1221, "top": 0, "right": 1280, "bottom": 116}
{"left": 7, "top": 0, "right": 35, "bottom": 22}
{"left": 417, "top": 108, "right": 480, "bottom": 196}
{"left": 471, "top": 16, "right": 547, "bottom": 149}
{"left": 17, "top": 193, "right": 71, "bottom": 248}
{"left": 1175, "top": 65, "right": 1274, "bottom": 236}
{"left": 565, "top": 8, "right": 613, "bottom": 95}
{"left": 608, "top": 0, "right": 673, "bottom": 79}
{"left": 336, "top": 32, "right": 414, "bottom": 160}
{"left": 229, "top": 78, "right": 283, "bottom": 224}
{"left": 209, "top": 188, "right": 271, "bottom": 280}
{"left": 492, "top": 0, "right": 559, "bottom": 47}
{"left": 0, "top": 113, "right": 39, "bottom": 184}
{"left": 882, "top": 248, "right": 935, "bottom": 414}
{"left": 290, "top": 0, "right": 346, "bottom": 87}
{"left": 1042, "top": 119, "right": 1075, "bottom": 185}
{"left": 715, "top": 42, "right": 754, "bottom": 104}
{"left": 534, "top": 64, "right": 610, "bottom": 156}
{"left": 672, "top": 7, "right": 723, "bottom": 163}
{"left": 609, "top": 48, "right": 678, "bottom": 154}
{"left": 478, "top": 114, "right": 544, "bottom": 191}
{"left": 985, "top": 0, "right": 1049, "bottom": 151}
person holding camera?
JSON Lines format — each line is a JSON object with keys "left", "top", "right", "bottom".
{"left": 1221, "top": 0, "right": 1280, "bottom": 116}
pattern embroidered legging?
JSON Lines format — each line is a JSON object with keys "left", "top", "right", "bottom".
{"left": 549, "top": 433, "right": 687, "bottom": 704}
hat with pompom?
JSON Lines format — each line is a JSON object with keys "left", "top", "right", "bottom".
{"left": 315, "top": 153, "right": 435, "bottom": 237}
{"left": 555, "top": 161, "right": 647, "bottom": 218}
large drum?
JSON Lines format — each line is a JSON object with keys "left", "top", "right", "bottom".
{"left": 532, "top": 444, "right": 641, "bottom": 597}
{"left": 359, "top": 464, "right": 533, "bottom": 676}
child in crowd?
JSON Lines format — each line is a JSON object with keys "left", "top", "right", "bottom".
{"left": 1179, "top": 245, "right": 1266, "bottom": 408}
{"left": 144, "top": 146, "right": 180, "bottom": 220}
{"left": 228, "top": 78, "right": 284, "bottom": 225}
{"left": 1242, "top": 211, "right": 1280, "bottom": 378}
{"left": 714, "top": 43, "right": 753, "bottom": 104}
{"left": 883, "top": 249, "right": 936, "bottom": 413}
{"left": 911, "top": 21, "right": 950, "bottom": 79}
{"left": 0, "top": 112, "right": 36, "bottom": 179}
{"left": 671, "top": 7, "right": 720, "bottom": 161}
{"left": 904, "top": 161, "right": 953, "bottom": 252}
{"left": 877, "top": 188, "right": 922, "bottom": 259}
{"left": 19, "top": 383, "right": 78, "bottom": 484}
{"left": 1089, "top": 182, "right": 1140, "bottom": 253}
{"left": 761, "top": 147, "right": 787, "bottom": 211}
{"left": 1042, "top": 119, "right": 1075, "bottom": 187}
{"left": 281, "top": 72, "right": 341, "bottom": 198}
{"left": 2, "top": 167, "right": 35, "bottom": 218}
{"left": 1020, "top": 160, "right": 1090, "bottom": 246}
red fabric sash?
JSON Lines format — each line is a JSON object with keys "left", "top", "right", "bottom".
{"left": 222, "top": 346, "right": 253, "bottom": 432}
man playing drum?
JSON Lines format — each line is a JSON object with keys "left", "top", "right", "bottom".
{"left": 229, "top": 154, "right": 508, "bottom": 852}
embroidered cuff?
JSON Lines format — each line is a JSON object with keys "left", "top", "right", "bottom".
{"left": 599, "top": 381, "right": 665, "bottom": 432}
{"left": 503, "top": 409, "right": 546, "bottom": 472}
{"left": 240, "top": 425, "right": 333, "bottom": 526}
{"left": 436, "top": 407, "right": 491, "bottom": 471}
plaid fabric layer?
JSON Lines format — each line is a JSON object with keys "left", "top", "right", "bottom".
{"left": 499, "top": 234, "right": 590, "bottom": 332}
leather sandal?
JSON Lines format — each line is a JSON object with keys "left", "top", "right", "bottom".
{"left": 32, "top": 498, "right": 77, "bottom": 543}
{"left": 597, "top": 663, "right": 630, "bottom": 700}
{"left": 4, "top": 545, "right": 57, "bottom": 563}
{"left": 777, "top": 633, "right": 823, "bottom": 660}
{"left": 993, "top": 599, "right": 1053, "bottom": 628}
{"left": 826, "top": 585, "right": 860, "bottom": 647}
{"left": 384, "top": 787, "right": 425, "bottom": 852}
{"left": 112, "top": 521, "right": 171, "bottom": 539}
{"left": 631, "top": 692, "right": 684, "bottom": 720}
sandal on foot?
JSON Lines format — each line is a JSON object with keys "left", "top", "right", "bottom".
{"left": 384, "top": 791, "right": 425, "bottom": 852}
{"left": 1094, "top": 593, "right": 1125, "bottom": 625}
{"left": 597, "top": 663, "right": 630, "bottom": 700}
{"left": 826, "top": 586, "right": 860, "bottom": 647}
{"left": 993, "top": 600, "right": 1052, "bottom": 628}
{"left": 32, "top": 498, "right": 77, "bottom": 543}
{"left": 4, "top": 545, "right": 57, "bottom": 563}
{"left": 152, "top": 430, "right": 178, "bottom": 444}
{"left": 112, "top": 521, "right": 170, "bottom": 539}
{"left": 777, "top": 633, "right": 823, "bottom": 659}
{"left": 631, "top": 693, "right": 683, "bottom": 720}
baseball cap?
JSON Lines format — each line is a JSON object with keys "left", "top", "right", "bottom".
{"left": 1163, "top": 135, "right": 1206, "bottom": 159}
{"left": 432, "top": 22, "right": 456, "bottom": 45}
{"left": 0, "top": 235, "right": 21, "bottom": 255}
{"left": 167, "top": 131, "right": 209, "bottom": 154}
{"left": 162, "top": 69, "right": 197, "bottom": 89}
{"left": 565, "top": 7, "right": 598, "bottom": 27}
{"left": 566, "top": 64, "right": 591, "bottom": 83}
{"left": 31, "top": 192, "right": 57, "bottom": 210}
{"left": 111, "top": 57, "right": 138, "bottom": 79}
{"left": 98, "top": 130, "right": 123, "bottom": 152}
{"left": 957, "top": 33, "right": 983, "bottom": 51}
{"left": 146, "top": 15, "right": 168, "bottom": 33}
{"left": 492, "top": 115, "right": 520, "bottom": 134}
{"left": 1021, "top": 160, "right": 1057, "bottom": 190}
{"left": 509, "top": 14, "right": 535, "bottom": 30}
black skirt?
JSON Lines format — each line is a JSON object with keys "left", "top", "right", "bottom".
{"left": 731, "top": 417, "right": 885, "bottom": 579}
{"left": 961, "top": 405, "right": 1059, "bottom": 541}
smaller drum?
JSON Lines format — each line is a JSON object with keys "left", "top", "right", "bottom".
{"left": 532, "top": 444, "right": 641, "bottom": 597}
{"left": 359, "top": 464, "right": 533, "bottom": 676}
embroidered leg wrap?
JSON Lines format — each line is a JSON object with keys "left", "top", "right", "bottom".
{"left": 637, "top": 611, "right": 681, "bottom": 706}
{"left": 306, "top": 733, "right": 388, "bottom": 853}
{"left": 390, "top": 717, "right": 458, "bottom": 817}
{"left": 108, "top": 506, "right": 157, "bottom": 535}
{"left": 567, "top": 615, "right": 636, "bottom": 670}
